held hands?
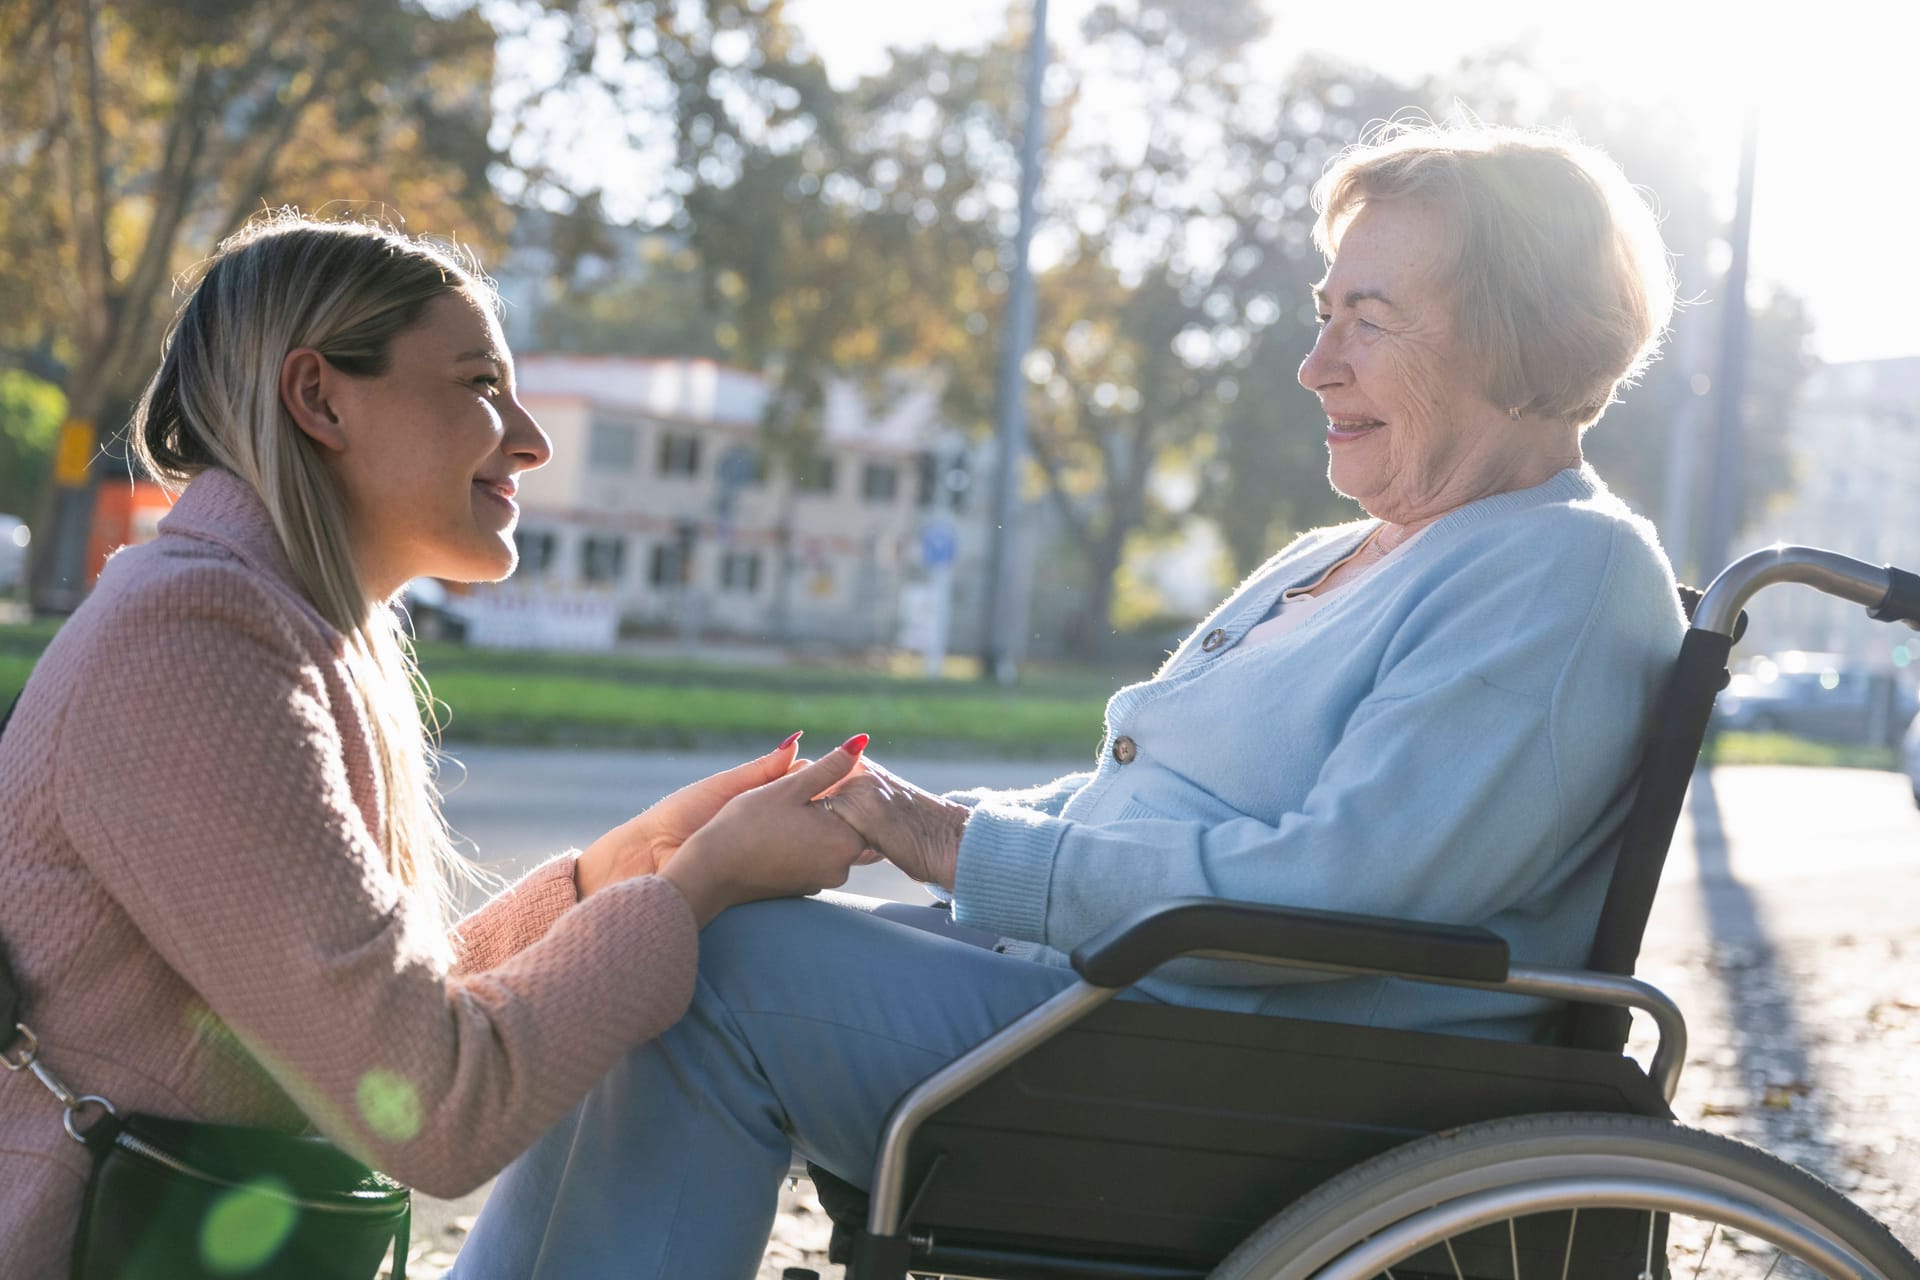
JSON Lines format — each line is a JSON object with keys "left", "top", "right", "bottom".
{"left": 574, "top": 731, "right": 808, "bottom": 899}
{"left": 660, "top": 735, "right": 874, "bottom": 927}
{"left": 817, "top": 757, "right": 971, "bottom": 892}
{"left": 573, "top": 730, "right": 960, "bottom": 926}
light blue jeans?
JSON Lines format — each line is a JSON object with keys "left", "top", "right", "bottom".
{"left": 451, "top": 894, "right": 1080, "bottom": 1278}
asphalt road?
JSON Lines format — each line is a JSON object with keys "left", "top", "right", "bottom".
{"left": 440, "top": 746, "right": 1920, "bottom": 946}
{"left": 439, "top": 743, "right": 1099, "bottom": 907}
{"left": 1644, "top": 763, "right": 1920, "bottom": 947}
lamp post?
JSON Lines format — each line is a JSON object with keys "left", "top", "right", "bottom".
{"left": 981, "top": 0, "right": 1048, "bottom": 686}
{"left": 1700, "top": 112, "right": 1760, "bottom": 581}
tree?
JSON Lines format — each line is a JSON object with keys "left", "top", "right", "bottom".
{"left": 0, "top": 371, "right": 66, "bottom": 518}
{"left": 3, "top": 0, "right": 502, "bottom": 606}
{"left": 497, "top": 11, "right": 1817, "bottom": 653}
{"left": 1010, "top": 13, "right": 1421, "bottom": 652}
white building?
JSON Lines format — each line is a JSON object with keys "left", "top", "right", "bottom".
{"left": 499, "top": 355, "right": 1000, "bottom": 653}
{"left": 1737, "top": 356, "right": 1920, "bottom": 672}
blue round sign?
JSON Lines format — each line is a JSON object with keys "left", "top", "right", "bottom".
{"left": 920, "top": 521, "right": 957, "bottom": 568}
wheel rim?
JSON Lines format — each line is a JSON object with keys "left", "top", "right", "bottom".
{"left": 1312, "top": 1176, "right": 1881, "bottom": 1280}
{"left": 1258, "top": 1153, "right": 1879, "bottom": 1280}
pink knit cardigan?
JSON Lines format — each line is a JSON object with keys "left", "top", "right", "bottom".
{"left": 0, "top": 469, "right": 698, "bottom": 1276}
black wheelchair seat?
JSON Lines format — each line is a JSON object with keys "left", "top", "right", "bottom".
{"left": 814, "top": 1000, "right": 1668, "bottom": 1275}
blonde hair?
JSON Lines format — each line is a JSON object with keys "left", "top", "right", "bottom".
{"left": 1313, "top": 121, "right": 1676, "bottom": 428}
{"left": 131, "top": 210, "right": 491, "bottom": 932}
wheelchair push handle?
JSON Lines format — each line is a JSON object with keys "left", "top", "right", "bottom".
{"left": 1694, "top": 545, "right": 1920, "bottom": 637}
{"left": 1869, "top": 564, "right": 1920, "bottom": 627}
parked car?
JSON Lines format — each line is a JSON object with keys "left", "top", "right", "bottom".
{"left": 401, "top": 576, "right": 470, "bottom": 643}
{"left": 1711, "top": 651, "right": 1914, "bottom": 746}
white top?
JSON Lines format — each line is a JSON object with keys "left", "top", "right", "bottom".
{"left": 1237, "top": 523, "right": 1428, "bottom": 650}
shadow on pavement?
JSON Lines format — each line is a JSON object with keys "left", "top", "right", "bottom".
{"left": 1686, "top": 768, "right": 1839, "bottom": 1165}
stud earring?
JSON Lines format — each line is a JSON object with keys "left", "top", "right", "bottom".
{"left": 1507, "top": 406, "right": 1524, "bottom": 421}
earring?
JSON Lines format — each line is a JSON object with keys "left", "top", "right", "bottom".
{"left": 1507, "top": 406, "right": 1524, "bottom": 421}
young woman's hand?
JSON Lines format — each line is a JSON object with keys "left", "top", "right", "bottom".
{"left": 574, "top": 731, "right": 805, "bottom": 898}
{"left": 660, "top": 735, "right": 873, "bottom": 926}
{"left": 817, "top": 757, "right": 971, "bottom": 891}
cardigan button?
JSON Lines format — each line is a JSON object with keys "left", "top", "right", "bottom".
{"left": 1112, "top": 735, "right": 1138, "bottom": 764}
{"left": 1201, "top": 628, "right": 1227, "bottom": 652}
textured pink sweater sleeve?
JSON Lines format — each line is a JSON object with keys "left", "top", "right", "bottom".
{"left": 52, "top": 565, "right": 699, "bottom": 1196}
{"left": 452, "top": 855, "right": 582, "bottom": 975}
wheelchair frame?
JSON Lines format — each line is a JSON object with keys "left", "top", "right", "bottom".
{"left": 828, "top": 545, "right": 1920, "bottom": 1280}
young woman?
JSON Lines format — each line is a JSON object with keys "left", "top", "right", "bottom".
{"left": 0, "top": 212, "right": 870, "bottom": 1276}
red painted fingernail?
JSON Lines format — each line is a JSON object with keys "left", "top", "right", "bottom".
{"left": 841, "top": 733, "right": 869, "bottom": 756}
{"left": 778, "top": 730, "right": 803, "bottom": 750}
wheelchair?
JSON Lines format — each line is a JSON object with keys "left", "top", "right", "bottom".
{"left": 807, "top": 544, "right": 1920, "bottom": 1280}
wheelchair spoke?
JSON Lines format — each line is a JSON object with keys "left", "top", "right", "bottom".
{"left": 1444, "top": 1235, "right": 1467, "bottom": 1280}
{"left": 1560, "top": 1208, "right": 1579, "bottom": 1280}
{"left": 1690, "top": 1223, "right": 1722, "bottom": 1280}
{"left": 1511, "top": 1217, "right": 1522, "bottom": 1280}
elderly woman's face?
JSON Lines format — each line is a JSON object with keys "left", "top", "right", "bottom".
{"left": 1298, "top": 200, "right": 1529, "bottom": 526}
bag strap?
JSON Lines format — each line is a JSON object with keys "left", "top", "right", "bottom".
{"left": 2, "top": 691, "right": 20, "bottom": 1034}
{"left": 0, "top": 690, "right": 107, "bottom": 1143}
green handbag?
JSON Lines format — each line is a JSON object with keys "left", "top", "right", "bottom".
{"left": 1, "top": 694, "right": 412, "bottom": 1278}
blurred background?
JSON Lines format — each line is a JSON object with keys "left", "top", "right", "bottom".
{"left": 2, "top": 0, "right": 1916, "bottom": 757}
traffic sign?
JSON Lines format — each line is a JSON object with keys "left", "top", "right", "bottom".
{"left": 920, "top": 519, "right": 957, "bottom": 568}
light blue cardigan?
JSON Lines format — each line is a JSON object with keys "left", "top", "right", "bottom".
{"left": 949, "top": 466, "right": 1685, "bottom": 1039}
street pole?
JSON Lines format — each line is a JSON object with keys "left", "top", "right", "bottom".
{"left": 1658, "top": 285, "right": 1711, "bottom": 585}
{"left": 982, "top": 0, "right": 1048, "bottom": 686}
{"left": 27, "top": 419, "right": 100, "bottom": 614}
{"left": 1700, "top": 113, "right": 1760, "bottom": 582}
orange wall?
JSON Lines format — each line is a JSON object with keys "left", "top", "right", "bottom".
{"left": 87, "top": 481, "right": 175, "bottom": 585}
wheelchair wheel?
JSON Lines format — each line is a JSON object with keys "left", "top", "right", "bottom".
{"left": 1211, "top": 1113, "right": 1919, "bottom": 1280}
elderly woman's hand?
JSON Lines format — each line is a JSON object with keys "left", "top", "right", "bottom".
{"left": 819, "top": 758, "right": 971, "bottom": 891}
{"left": 660, "top": 735, "right": 875, "bottom": 926}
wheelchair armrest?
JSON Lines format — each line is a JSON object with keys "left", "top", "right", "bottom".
{"left": 1068, "top": 897, "right": 1511, "bottom": 989}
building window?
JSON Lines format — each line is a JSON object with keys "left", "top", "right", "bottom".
{"left": 793, "top": 452, "right": 837, "bottom": 495}
{"left": 861, "top": 462, "right": 899, "bottom": 503}
{"left": 581, "top": 535, "right": 626, "bottom": 584}
{"left": 588, "top": 420, "right": 638, "bottom": 471}
{"left": 658, "top": 432, "right": 702, "bottom": 477}
{"left": 915, "top": 451, "right": 971, "bottom": 512}
{"left": 716, "top": 444, "right": 768, "bottom": 490}
{"left": 649, "top": 542, "right": 685, "bottom": 587}
{"left": 514, "top": 528, "right": 557, "bottom": 575}
{"left": 719, "top": 550, "right": 761, "bottom": 593}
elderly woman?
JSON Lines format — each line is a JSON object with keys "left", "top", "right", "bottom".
{"left": 456, "top": 122, "right": 1685, "bottom": 1277}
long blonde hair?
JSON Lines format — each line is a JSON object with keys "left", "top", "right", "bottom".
{"left": 130, "top": 211, "right": 490, "bottom": 930}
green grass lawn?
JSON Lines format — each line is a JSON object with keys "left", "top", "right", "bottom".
{"left": 1700, "top": 730, "right": 1900, "bottom": 772}
{"left": 0, "top": 622, "right": 1122, "bottom": 755}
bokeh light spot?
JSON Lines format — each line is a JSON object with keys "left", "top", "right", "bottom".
{"left": 198, "top": 1178, "right": 297, "bottom": 1273}
{"left": 356, "top": 1068, "right": 422, "bottom": 1144}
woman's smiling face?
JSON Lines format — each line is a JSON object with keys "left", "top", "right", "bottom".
{"left": 1297, "top": 199, "right": 1540, "bottom": 526}
{"left": 295, "top": 289, "right": 552, "bottom": 600}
